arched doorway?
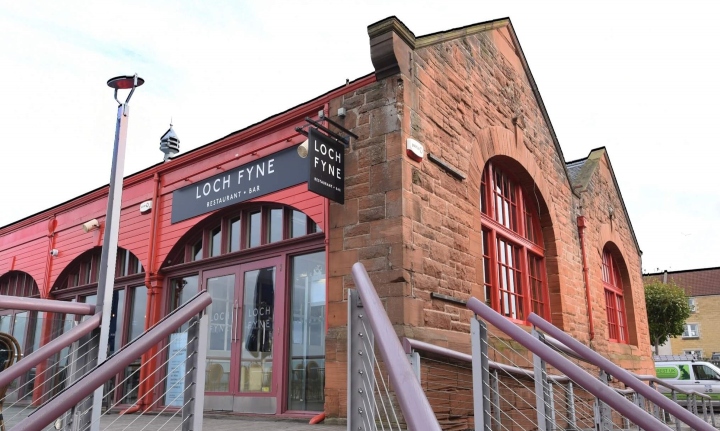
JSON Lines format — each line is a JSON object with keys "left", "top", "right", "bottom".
{"left": 160, "top": 203, "right": 326, "bottom": 414}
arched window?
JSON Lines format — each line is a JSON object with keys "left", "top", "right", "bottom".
{"left": 166, "top": 204, "right": 320, "bottom": 266}
{"left": 480, "top": 161, "right": 548, "bottom": 322}
{"left": 602, "top": 248, "right": 628, "bottom": 343}
{"left": 0, "top": 271, "right": 41, "bottom": 351}
{"left": 52, "top": 247, "right": 146, "bottom": 403}
{"left": 0, "top": 271, "right": 41, "bottom": 398}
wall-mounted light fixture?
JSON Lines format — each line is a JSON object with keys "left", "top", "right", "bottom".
{"left": 82, "top": 219, "right": 100, "bottom": 233}
{"left": 297, "top": 139, "right": 309, "bottom": 158}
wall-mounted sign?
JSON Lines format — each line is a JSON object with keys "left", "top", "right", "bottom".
{"left": 406, "top": 138, "right": 424, "bottom": 162}
{"left": 165, "top": 332, "right": 187, "bottom": 407}
{"left": 171, "top": 145, "right": 306, "bottom": 224}
{"left": 139, "top": 200, "right": 152, "bottom": 214}
{"left": 307, "top": 128, "right": 344, "bottom": 204}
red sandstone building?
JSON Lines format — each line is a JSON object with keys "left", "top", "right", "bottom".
{"left": 0, "top": 17, "right": 652, "bottom": 418}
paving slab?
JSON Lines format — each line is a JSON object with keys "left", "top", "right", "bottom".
{"left": 1, "top": 406, "right": 346, "bottom": 431}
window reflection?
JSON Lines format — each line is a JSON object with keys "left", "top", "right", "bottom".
{"left": 229, "top": 217, "right": 240, "bottom": 252}
{"left": 288, "top": 251, "right": 326, "bottom": 411}
{"left": 269, "top": 209, "right": 283, "bottom": 243}
{"left": 210, "top": 226, "right": 222, "bottom": 257}
{"left": 290, "top": 210, "right": 307, "bottom": 238}
{"left": 239, "top": 268, "right": 275, "bottom": 393}
{"left": 249, "top": 212, "right": 261, "bottom": 248}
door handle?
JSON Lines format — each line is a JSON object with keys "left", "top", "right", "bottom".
{"left": 231, "top": 300, "right": 239, "bottom": 342}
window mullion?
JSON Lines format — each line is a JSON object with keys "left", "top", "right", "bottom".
{"left": 489, "top": 229, "right": 499, "bottom": 312}
{"left": 520, "top": 245, "right": 530, "bottom": 320}
{"left": 515, "top": 185, "right": 524, "bottom": 236}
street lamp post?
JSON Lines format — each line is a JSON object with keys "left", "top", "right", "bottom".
{"left": 90, "top": 74, "right": 144, "bottom": 431}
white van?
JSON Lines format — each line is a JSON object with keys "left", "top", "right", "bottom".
{"left": 655, "top": 357, "right": 720, "bottom": 405}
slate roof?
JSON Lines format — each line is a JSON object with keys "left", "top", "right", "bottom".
{"left": 565, "top": 158, "right": 587, "bottom": 185}
{"left": 644, "top": 267, "right": 720, "bottom": 297}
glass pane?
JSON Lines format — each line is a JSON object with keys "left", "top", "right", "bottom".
{"left": 170, "top": 275, "right": 199, "bottom": 333}
{"left": 248, "top": 211, "right": 262, "bottom": 247}
{"left": 12, "top": 312, "right": 28, "bottom": 357}
{"left": 229, "top": 217, "right": 241, "bottom": 252}
{"left": 288, "top": 251, "right": 326, "bottom": 411}
{"left": 108, "top": 290, "right": 126, "bottom": 355}
{"left": 210, "top": 226, "right": 222, "bottom": 257}
{"left": 290, "top": 210, "right": 307, "bottom": 239}
{"left": 82, "top": 294, "right": 97, "bottom": 321}
{"left": 192, "top": 239, "right": 203, "bottom": 261}
{"left": 206, "top": 274, "right": 234, "bottom": 392}
{"left": 128, "top": 286, "right": 147, "bottom": 341}
{"left": 239, "top": 267, "right": 274, "bottom": 393}
{"left": 0, "top": 315, "right": 10, "bottom": 334}
{"left": 31, "top": 312, "right": 43, "bottom": 353}
{"left": 269, "top": 209, "right": 283, "bottom": 243}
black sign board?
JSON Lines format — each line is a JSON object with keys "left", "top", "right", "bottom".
{"left": 171, "top": 145, "right": 306, "bottom": 224}
{"left": 307, "top": 128, "right": 345, "bottom": 204}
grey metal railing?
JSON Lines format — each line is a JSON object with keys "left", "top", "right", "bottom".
{"left": 467, "top": 297, "right": 673, "bottom": 431}
{"left": 9, "top": 290, "right": 211, "bottom": 431}
{"left": 349, "top": 262, "right": 441, "bottom": 431}
{"left": 527, "top": 312, "right": 717, "bottom": 431}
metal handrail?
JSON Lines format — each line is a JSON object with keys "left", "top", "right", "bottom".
{"left": 467, "top": 297, "right": 672, "bottom": 431}
{"left": 0, "top": 312, "right": 102, "bottom": 389}
{"left": 351, "top": 263, "right": 442, "bottom": 431}
{"left": 402, "top": 337, "right": 571, "bottom": 384}
{"left": 542, "top": 331, "right": 713, "bottom": 401}
{"left": 527, "top": 312, "right": 716, "bottom": 431}
{"left": 634, "top": 374, "right": 712, "bottom": 401}
{"left": 11, "top": 290, "right": 212, "bottom": 431}
{"left": 0, "top": 295, "right": 95, "bottom": 315}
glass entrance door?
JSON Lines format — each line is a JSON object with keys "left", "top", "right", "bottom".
{"left": 202, "top": 257, "right": 284, "bottom": 413}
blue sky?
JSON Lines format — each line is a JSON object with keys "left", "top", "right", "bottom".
{"left": 1, "top": 0, "right": 718, "bottom": 273}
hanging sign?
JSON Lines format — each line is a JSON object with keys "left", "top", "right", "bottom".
{"left": 307, "top": 128, "right": 345, "bottom": 204}
{"left": 171, "top": 145, "right": 306, "bottom": 223}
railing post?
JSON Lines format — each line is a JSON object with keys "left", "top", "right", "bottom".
{"left": 672, "top": 390, "right": 681, "bottom": 431}
{"left": 532, "top": 329, "right": 552, "bottom": 431}
{"left": 348, "top": 289, "right": 375, "bottom": 431}
{"left": 595, "top": 370, "right": 612, "bottom": 431}
{"left": 636, "top": 392, "right": 646, "bottom": 431}
{"left": 710, "top": 400, "right": 716, "bottom": 427}
{"left": 407, "top": 351, "right": 421, "bottom": 383}
{"left": 182, "top": 310, "right": 208, "bottom": 431}
{"left": 490, "top": 370, "right": 500, "bottom": 431}
{"left": 73, "top": 329, "right": 100, "bottom": 431}
{"left": 548, "top": 383, "right": 556, "bottom": 426}
{"left": 565, "top": 381, "right": 577, "bottom": 431}
{"left": 649, "top": 381, "right": 660, "bottom": 419}
{"left": 471, "top": 318, "right": 491, "bottom": 431}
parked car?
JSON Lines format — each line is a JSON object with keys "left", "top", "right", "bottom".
{"left": 655, "top": 358, "right": 720, "bottom": 406}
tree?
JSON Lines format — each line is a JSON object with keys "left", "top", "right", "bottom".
{"left": 645, "top": 281, "right": 691, "bottom": 355}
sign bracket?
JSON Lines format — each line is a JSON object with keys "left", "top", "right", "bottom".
{"left": 295, "top": 112, "right": 358, "bottom": 148}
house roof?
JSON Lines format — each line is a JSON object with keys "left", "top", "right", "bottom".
{"left": 644, "top": 267, "right": 720, "bottom": 297}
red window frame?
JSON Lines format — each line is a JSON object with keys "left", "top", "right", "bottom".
{"left": 602, "top": 249, "right": 628, "bottom": 343}
{"left": 480, "top": 162, "right": 549, "bottom": 322}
